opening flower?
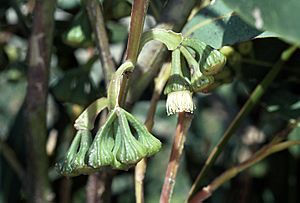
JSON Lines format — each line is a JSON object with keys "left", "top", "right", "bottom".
{"left": 164, "top": 48, "right": 195, "bottom": 115}
{"left": 166, "top": 90, "right": 194, "bottom": 115}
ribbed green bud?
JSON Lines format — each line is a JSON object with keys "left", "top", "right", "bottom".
{"left": 199, "top": 81, "right": 222, "bottom": 93}
{"left": 72, "top": 130, "right": 95, "bottom": 174}
{"left": 87, "top": 111, "right": 116, "bottom": 168}
{"left": 202, "top": 49, "right": 226, "bottom": 75}
{"left": 198, "top": 67, "right": 233, "bottom": 93}
{"left": 57, "top": 131, "right": 81, "bottom": 176}
{"left": 164, "top": 49, "right": 191, "bottom": 95}
{"left": 114, "top": 108, "right": 147, "bottom": 165}
{"left": 123, "top": 109, "right": 161, "bottom": 156}
{"left": 163, "top": 74, "right": 191, "bottom": 95}
{"left": 57, "top": 130, "right": 95, "bottom": 176}
{"left": 111, "top": 120, "right": 131, "bottom": 170}
{"left": 182, "top": 38, "right": 226, "bottom": 76}
{"left": 88, "top": 127, "right": 114, "bottom": 168}
{"left": 179, "top": 45, "right": 215, "bottom": 93}
{"left": 191, "top": 74, "right": 215, "bottom": 92}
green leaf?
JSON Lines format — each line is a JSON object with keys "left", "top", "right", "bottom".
{"left": 58, "top": 0, "right": 80, "bottom": 9}
{"left": 62, "top": 10, "right": 93, "bottom": 47}
{"left": 288, "top": 125, "right": 300, "bottom": 157}
{"left": 107, "top": 21, "right": 128, "bottom": 43}
{"left": 0, "top": 68, "right": 26, "bottom": 138}
{"left": 222, "top": 0, "right": 300, "bottom": 44}
{"left": 51, "top": 66, "right": 101, "bottom": 106}
{"left": 182, "top": 0, "right": 274, "bottom": 49}
{"left": 265, "top": 89, "right": 300, "bottom": 119}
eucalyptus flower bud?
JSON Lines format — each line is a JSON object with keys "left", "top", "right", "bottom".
{"left": 87, "top": 111, "right": 116, "bottom": 168}
{"left": 111, "top": 120, "right": 131, "bottom": 170}
{"left": 190, "top": 71, "right": 215, "bottom": 93}
{"left": 163, "top": 74, "right": 191, "bottom": 95}
{"left": 124, "top": 109, "right": 161, "bottom": 156}
{"left": 72, "top": 130, "right": 95, "bottom": 174}
{"left": 114, "top": 109, "right": 147, "bottom": 164}
{"left": 57, "top": 130, "right": 94, "bottom": 176}
{"left": 57, "top": 131, "right": 81, "bottom": 176}
{"left": 88, "top": 127, "right": 115, "bottom": 168}
{"left": 179, "top": 43, "right": 225, "bottom": 93}
{"left": 182, "top": 38, "right": 226, "bottom": 76}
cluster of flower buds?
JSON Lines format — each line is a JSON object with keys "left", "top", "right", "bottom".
{"left": 57, "top": 98, "right": 161, "bottom": 176}
{"left": 140, "top": 29, "right": 232, "bottom": 115}
{"left": 157, "top": 32, "right": 232, "bottom": 115}
{"left": 88, "top": 107, "right": 161, "bottom": 170}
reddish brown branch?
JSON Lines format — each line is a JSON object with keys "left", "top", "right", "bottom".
{"left": 160, "top": 112, "right": 193, "bottom": 203}
{"left": 125, "top": 0, "right": 150, "bottom": 64}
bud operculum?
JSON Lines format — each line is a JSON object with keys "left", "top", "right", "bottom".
{"left": 124, "top": 110, "right": 161, "bottom": 156}
{"left": 179, "top": 46, "right": 215, "bottom": 93}
{"left": 72, "top": 130, "right": 95, "bottom": 174}
{"left": 182, "top": 38, "right": 226, "bottom": 76}
{"left": 87, "top": 111, "right": 116, "bottom": 168}
{"left": 111, "top": 120, "right": 131, "bottom": 170}
{"left": 115, "top": 109, "right": 147, "bottom": 164}
{"left": 57, "top": 131, "right": 81, "bottom": 176}
{"left": 57, "top": 130, "right": 95, "bottom": 176}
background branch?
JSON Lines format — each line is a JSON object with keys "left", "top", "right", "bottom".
{"left": 84, "top": 1, "right": 116, "bottom": 202}
{"left": 187, "top": 45, "right": 298, "bottom": 201}
{"left": 190, "top": 121, "right": 300, "bottom": 203}
{"left": 24, "top": 0, "right": 56, "bottom": 202}
{"left": 85, "top": 0, "right": 116, "bottom": 84}
{"left": 0, "top": 138, "right": 25, "bottom": 182}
